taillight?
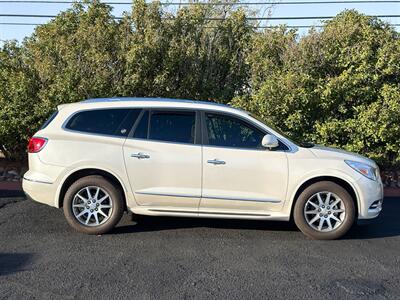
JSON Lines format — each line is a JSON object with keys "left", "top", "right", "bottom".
{"left": 28, "top": 137, "right": 47, "bottom": 153}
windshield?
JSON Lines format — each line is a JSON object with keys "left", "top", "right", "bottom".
{"left": 248, "top": 113, "right": 314, "bottom": 148}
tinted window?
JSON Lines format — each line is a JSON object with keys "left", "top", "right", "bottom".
{"left": 133, "top": 111, "right": 149, "bottom": 139}
{"left": 148, "top": 111, "right": 195, "bottom": 144}
{"left": 41, "top": 110, "right": 58, "bottom": 129}
{"left": 206, "top": 113, "right": 264, "bottom": 149}
{"left": 66, "top": 109, "right": 140, "bottom": 137}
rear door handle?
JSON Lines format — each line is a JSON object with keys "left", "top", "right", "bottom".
{"left": 131, "top": 152, "right": 150, "bottom": 159}
{"left": 207, "top": 159, "right": 226, "bottom": 165}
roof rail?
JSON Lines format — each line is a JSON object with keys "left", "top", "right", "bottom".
{"left": 81, "top": 97, "right": 230, "bottom": 108}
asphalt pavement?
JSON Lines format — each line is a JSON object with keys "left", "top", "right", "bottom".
{"left": 0, "top": 196, "right": 399, "bottom": 299}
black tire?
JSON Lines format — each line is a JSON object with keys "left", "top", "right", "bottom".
{"left": 293, "top": 181, "right": 355, "bottom": 240}
{"left": 63, "top": 175, "right": 124, "bottom": 234}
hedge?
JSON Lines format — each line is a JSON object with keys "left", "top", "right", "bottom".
{"left": 0, "top": 0, "right": 399, "bottom": 167}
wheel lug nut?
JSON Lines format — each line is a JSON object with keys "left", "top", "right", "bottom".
{"left": 86, "top": 206, "right": 89, "bottom": 209}
{"left": 319, "top": 213, "right": 323, "bottom": 217}
{"left": 96, "top": 203, "right": 99, "bottom": 206}
{"left": 88, "top": 201, "right": 91, "bottom": 204}
{"left": 321, "top": 205, "right": 325, "bottom": 208}
{"left": 324, "top": 215, "right": 328, "bottom": 218}
{"left": 318, "top": 208, "right": 321, "bottom": 212}
{"left": 327, "top": 206, "right": 330, "bottom": 209}
{"left": 328, "top": 211, "right": 331, "bottom": 214}
{"left": 90, "top": 209, "right": 93, "bottom": 212}
{"left": 95, "top": 208, "right": 98, "bottom": 211}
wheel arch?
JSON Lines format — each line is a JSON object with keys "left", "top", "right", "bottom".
{"left": 58, "top": 168, "right": 127, "bottom": 210}
{"left": 290, "top": 176, "right": 359, "bottom": 219}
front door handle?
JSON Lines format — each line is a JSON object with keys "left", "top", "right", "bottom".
{"left": 131, "top": 152, "right": 150, "bottom": 159}
{"left": 207, "top": 159, "right": 226, "bottom": 165}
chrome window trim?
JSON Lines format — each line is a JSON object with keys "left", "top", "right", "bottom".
{"left": 61, "top": 105, "right": 294, "bottom": 151}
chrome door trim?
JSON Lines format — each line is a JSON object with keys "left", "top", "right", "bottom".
{"left": 149, "top": 208, "right": 271, "bottom": 217}
{"left": 199, "top": 211, "right": 271, "bottom": 217}
{"left": 136, "top": 191, "right": 281, "bottom": 203}
{"left": 23, "top": 176, "right": 52, "bottom": 185}
{"left": 202, "top": 195, "right": 281, "bottom": 203}
{"left": 135, "top": 191, "right": 201, "bottom": 198}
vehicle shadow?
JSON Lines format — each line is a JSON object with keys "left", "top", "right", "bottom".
{"left": 114, "top": 215, "right": 296, "bottom": 234}
{"left": 0, "top": 253, "right": 33, "bottom": 276}
{"left": 345, "top": 197, "right": 400, "bottom": 240}
{"left": 113, "top": 197, "right": 400, "bottom": 240}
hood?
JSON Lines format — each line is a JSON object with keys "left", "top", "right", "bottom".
{"left": 309, "top": 145, "right": 377, "bottom": 167}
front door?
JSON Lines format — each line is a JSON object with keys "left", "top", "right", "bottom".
{"left": 123, "top": 109, "right": 202, "bottom": 210}
{"left": 200, "top": 112, "right": 288, "bottom": 215}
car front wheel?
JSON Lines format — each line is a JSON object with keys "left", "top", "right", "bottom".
{"left": 294, "top": 181, "right": 355, "bottom": 240}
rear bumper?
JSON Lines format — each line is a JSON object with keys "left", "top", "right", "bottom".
{"left": 22, "top": 177, "right": 58, "bottom": 208}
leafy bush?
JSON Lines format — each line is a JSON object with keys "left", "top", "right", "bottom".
{"left": 0, "top": 2, "right": 399, "bottom": 167}
{"left": 233, "top": 11, "right": 400, "bottom": 167}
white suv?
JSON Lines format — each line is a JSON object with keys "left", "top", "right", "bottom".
{"left": 23, "top": 98, "right": 383, "bottom": 239}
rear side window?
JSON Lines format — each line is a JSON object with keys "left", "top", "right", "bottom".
{"left": 66, "top": 109, "right": 141, "bottom": 137}
{"left": 132, "top": 110, "right": 196, "bottom": 144}
{"left": 41, "top": 110, "right": 58, "bottom": 129}
{"left": 149, "top": 111, "right": 195, "bottom": 144}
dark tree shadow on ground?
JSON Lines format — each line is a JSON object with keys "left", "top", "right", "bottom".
{"left": 0, "top": 253, "right": 33, "bottom": 276}
{"left": 113, "top": 197, "right": 400, "bottom": 240}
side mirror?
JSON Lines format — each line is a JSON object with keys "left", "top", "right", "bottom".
{"left": 262, "top": 134, "right": 279, "bottom": 150}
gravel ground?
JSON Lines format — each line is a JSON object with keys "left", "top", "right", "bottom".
{"left": 0, "top": 196, "right": 399, "bottom": 300}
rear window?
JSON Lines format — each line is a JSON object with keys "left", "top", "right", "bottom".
{"left": 149, "top": 111, "right": 195, "bottom": 144}
{"left": 41, "top": 110, "right": 59, "bottom": 129}
{"left": 132, "top": 110, "right": 196, "bottom": 144}
{"left": 65, "top": 108, "right": 141, "bottom": 137}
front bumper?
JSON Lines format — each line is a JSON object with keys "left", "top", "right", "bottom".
{"left": 355, "top": 175, "right": 384, "bottom": 220}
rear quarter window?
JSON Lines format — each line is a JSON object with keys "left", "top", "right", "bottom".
{"left": 65, "top": 108, "right": 141, "bottom": 137}
{"left": 41, "top": 110, "right": 59, "bottom": 130}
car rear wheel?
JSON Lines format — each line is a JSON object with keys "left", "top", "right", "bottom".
{"left": 63, "top": 175, "right": 124, "bottom": 234}
{"left": 294, "top": 181, "right": 355, "bottom": 240}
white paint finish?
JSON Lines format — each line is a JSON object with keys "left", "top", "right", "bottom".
{"left": 123, "top": 138, "right": 202, "bottom": 209}
{"left": 22, "top": 98, "right": 384, "bottom": 223}
{"left": 200, "top": 146, "right": 288, "bottom": 214}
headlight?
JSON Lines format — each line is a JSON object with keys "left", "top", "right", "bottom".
{"left": 345, "top": 160, "right": 377, "bottom": 181}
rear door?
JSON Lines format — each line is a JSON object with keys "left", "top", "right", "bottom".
{"left": 123, "top": 109, "right": 202, "bottom": 211}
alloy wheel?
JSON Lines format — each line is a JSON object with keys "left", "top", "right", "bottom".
{"left": 72, "top": 186, "right": 113, "bottom": 227}
{"left": 303, "top": 191, "right": 346, "bottom": 232}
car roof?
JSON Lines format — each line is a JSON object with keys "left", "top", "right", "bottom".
{"left": 56, "top": 97, "right": 249, "bottom": 116}
{"left": 81, "top": 97, "right": 228, "bottom": 108}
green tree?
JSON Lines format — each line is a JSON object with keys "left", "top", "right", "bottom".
{"left": 0, "top": 41, "right": 40, "bottom": 159}
{"left": 1, "top": 6, "right": 400, "bottom": 167}
{"left": 233, "top": 10, "right": 400, "bottom": 167}
{"left": 0, "top": 1, "right": 122, "bottom": 159}
{"left": 120, "top": 0, "right": 253, "bottom": 103}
